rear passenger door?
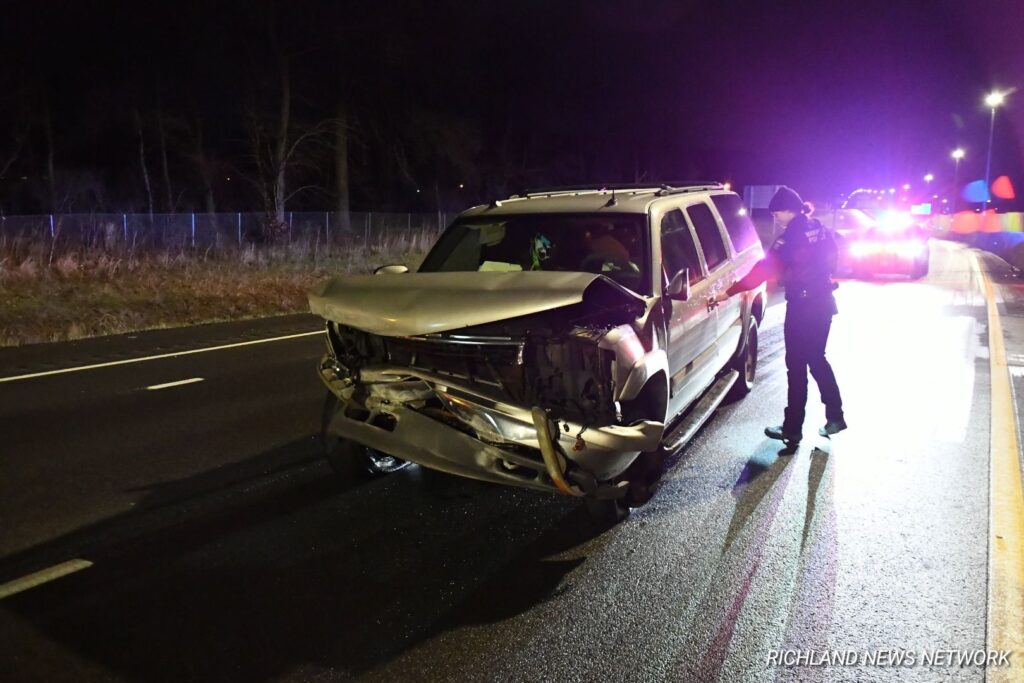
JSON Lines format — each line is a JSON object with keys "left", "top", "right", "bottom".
{"left": 684, "top": 201, "right": 737, "bottom": 370}
{"left": 709, "top": 193, "right": 764, "bottom": 364}
{"left": 661, "top": 208, "right": 719, "bottom": 417}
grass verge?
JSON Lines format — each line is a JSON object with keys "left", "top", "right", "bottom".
{"left": 0, "top": 243, "right": 428, "bottom": 347}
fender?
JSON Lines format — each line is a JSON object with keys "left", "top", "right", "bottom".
{"left": 616, "top": 349, "right": 669, "bottom": 402}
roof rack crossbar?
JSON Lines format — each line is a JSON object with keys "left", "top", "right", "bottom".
{"left": 512, "top": 181, "right": 724, "bottom": 199}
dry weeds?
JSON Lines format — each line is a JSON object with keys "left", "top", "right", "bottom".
{"left": 0, "top": 238, "right": 429, "bottom": 347}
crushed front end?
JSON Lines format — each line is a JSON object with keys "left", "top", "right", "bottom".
{"left": 315, "top": 281, "right": 664, "bottom": 499}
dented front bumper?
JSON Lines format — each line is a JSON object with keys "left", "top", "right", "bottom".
{"left": 318, "top": 355, "right": 664, "bottom": 497}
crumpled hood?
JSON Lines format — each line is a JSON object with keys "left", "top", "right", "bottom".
{"left": 309, "top": 271, "right": 645, "bottom": 337}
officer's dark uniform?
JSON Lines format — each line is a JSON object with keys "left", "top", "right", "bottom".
{"left": 726, "top": 186, "right": 845, "bottom": 441}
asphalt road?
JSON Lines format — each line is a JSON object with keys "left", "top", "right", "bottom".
{"left": 0, "top": 240, "right": 1021, "bottom": 682}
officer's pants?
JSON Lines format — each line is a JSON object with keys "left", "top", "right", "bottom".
{"left": 782, "top": 296, "right": 844, "bottom": 432}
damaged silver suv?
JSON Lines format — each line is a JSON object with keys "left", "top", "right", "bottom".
{"left": 309, "top": 183, "right": 766, "bottom": 521}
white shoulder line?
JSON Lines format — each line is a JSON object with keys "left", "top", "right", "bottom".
{"left": 0, "top": 330, "right": 324, "bottom": 384}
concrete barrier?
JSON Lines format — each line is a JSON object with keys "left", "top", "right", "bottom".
{"left": 1007, "top": 242, "right": 1024, "bottom": 272}
{"left": 932, "top": 212, "right": 1024, "bottom": 272}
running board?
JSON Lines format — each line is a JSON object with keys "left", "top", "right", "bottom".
{"left": 661, "top": 370, "right": 739, "bottom": 452}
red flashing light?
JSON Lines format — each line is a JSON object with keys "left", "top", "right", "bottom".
{"left": 992, "top": 175, "right": 1016, "bottom": 200}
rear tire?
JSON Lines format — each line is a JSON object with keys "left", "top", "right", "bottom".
{"left": 727, "top": 320, "right": 758, "bottom": 400}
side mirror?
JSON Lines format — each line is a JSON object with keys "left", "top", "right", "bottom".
{"left": 666, "top": 268, "right": 691, "bottom": 300}
{"left": 373, "top": 264, "right": 409, "bottom": 275}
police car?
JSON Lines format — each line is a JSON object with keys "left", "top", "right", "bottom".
{"left": 828, "top": 192, "right": 930, "bottom": 279}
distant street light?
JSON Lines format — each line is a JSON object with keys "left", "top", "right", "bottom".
{"left": 902, "top": 183, "right": 911, "bottom": 191}
{"left": 924, "top": 173, "right": 934, "bottom": 183}
{"left": 951, "top": 148, "right": 965, "bottom": 212}
{"left": 984, "top": 91, "right": 1007, "bottom": 211}
{"left": 985, "top": 91, "right": 1006, "bottom": 108}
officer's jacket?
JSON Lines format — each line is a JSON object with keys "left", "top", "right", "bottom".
{"left": 726, "top": 214, "right": 837, "bottom": 301}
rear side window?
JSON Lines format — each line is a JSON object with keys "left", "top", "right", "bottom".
{"left": 711, "top": 194, "right": 760, "bottom": 252}
{"left": 661, "top": 209, "right": 703, "bottom": 284}
{"left": 687, "top": 202, "right": 728, "bottom": 270}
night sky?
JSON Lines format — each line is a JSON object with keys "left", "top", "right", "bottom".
{"left": 0, "top": 0, "right": 1021, "bottom": 213}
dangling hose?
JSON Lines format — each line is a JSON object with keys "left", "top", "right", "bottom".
{"left": 531, "top": 407, "right": 584, "bottom": 497}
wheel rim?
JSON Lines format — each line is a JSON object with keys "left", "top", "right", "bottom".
{"left": 366, "top": 448, "right": 411, "bottom": 474}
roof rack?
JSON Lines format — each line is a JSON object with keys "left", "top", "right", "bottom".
{"left": 511, "top": 181, "right": 724, "bottom": 199}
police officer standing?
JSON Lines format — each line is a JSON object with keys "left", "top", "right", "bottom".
{"left": 715, "top": 186, "right": 846, "bottom": 444}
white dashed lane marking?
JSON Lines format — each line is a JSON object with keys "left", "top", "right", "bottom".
{"left": 0, "top": 559, "right": 93, "bottom": 600}
{"left": 146, "top": 377, "right": 205, "bottom": 391}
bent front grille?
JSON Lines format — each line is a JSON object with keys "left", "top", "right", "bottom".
{"left": 383, "top": 335, "right": 526, "bottom": 394}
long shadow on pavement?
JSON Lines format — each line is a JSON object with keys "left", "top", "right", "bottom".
{"left": 0, "top": 437, "right": 604, "bottom": 682}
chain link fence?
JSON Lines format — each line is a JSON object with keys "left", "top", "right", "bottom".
{"left": 0, "top": 211, "right": 450, "bottom": 258}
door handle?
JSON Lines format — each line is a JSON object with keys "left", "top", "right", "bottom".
{"left": 706, "top": 297, "right": 719, "bottom": 312}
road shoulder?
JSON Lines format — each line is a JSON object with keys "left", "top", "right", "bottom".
{"left": 975, "top": 251, "right": 1024, "bottom": 682}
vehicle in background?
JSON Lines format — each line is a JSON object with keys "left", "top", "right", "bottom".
{"left": 309, "top": 183, "right": 766, "bottom": 522}
{"left": 846, "top": 220, "right": 930, "bottom": 279}
{"left": 821, "top": 207, "right": 876, "bottom": 275}
{"left": 825, "top": 191, "right": 930, "bottom": 279}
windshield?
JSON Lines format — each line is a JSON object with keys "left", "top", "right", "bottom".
{"left": 419, "top": 213, "right": 650, "bottom": 294}
{"left": 841, "top": 192, "right": 902, "bottom": 218}
{"left": 829, "top": 209, "right": 876, "bottom": 233}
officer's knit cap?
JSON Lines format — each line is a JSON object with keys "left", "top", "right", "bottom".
{"left": 768, "top": 186, "right": 806, "bottom": 213}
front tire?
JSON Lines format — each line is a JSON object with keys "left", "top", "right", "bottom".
{"left": 584, "top": 496, "right": 630, "bottom": 524}
{"left": 321, "top": 391, "right": 411, "bottom": 478}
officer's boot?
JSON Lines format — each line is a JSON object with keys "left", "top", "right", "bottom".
{"left": 818, "top": 417, "right": 848, "bottom": 437}
{"left": 765, "top": 409, "right": 802, "bottom": 444}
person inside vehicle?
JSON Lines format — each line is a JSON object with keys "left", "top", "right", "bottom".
{"left": 580, "top": 222, "right": 643, "bottom": 291}
{"left": 713, "top": 185, "right": 847, "bottom": 444}
{"left": 584, "top": 222, "right": 632, "bottom": 263}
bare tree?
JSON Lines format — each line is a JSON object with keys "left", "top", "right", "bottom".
{"left": 188, "top": 115, "right": 218, "bottom": 215}
{"left": 334, "top": 99, "right": 352, "bottom": 232}
{"left": 133, "top": 109, "right": 155, "bottom": 217}
{"left": 394, "top": 104, "right": 481, "bottom": 218}
{"left": 0, "top": 122, "right": 28, "bottom": 181}
{"left": 242, "top": 51, "right": 334, "bottom": 242}
{"left": 42, "top": 102, "right": 57, "bottom": 213}
{"left": 156, "top": 101, "right": 175, "bottom": 212}
{"left": 54, "top": 170, "right": 107, "bottom": 212}
{"left": 272, "top": 53, "right": 290, "bottom": 232}
{"left": 0, "top": 109, "right": 29, "bottom": 215}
